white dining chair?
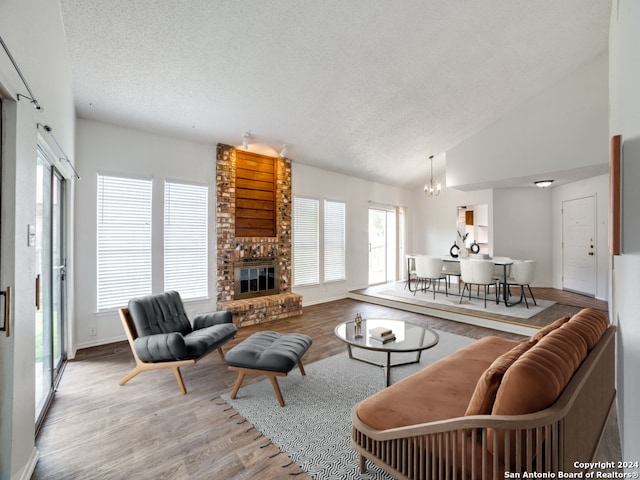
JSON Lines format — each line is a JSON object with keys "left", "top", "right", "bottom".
{"left": 507, "top": 260, "right": 537, "bottom": 308}
{"left": 414, "top": 255, "right": 447, "bottom": 299}
{"left": 442, "top": 260, "right": 461, "bottom": 293}
{"left": 404, "top": 255, "right": 416, "bottom": 290}
{"left": 492, "top": 256, "right": 513, "bottom": 283}
{"left": 460, "top": 259, "right": 498, "bottom": 307}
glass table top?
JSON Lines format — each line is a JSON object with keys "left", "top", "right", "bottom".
{"left": 334, "top": 318, "right": 439, "bottom": 352}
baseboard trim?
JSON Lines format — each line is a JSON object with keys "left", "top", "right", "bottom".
{"left": 15, "top": 447, "right": 39, "bottom": 480}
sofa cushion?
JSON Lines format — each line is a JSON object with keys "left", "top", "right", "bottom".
{"left": 356, "top": 336, "right": 519, "bottom": 431}
{"left": 464, "top": 340, "right": 536, "bottom": 416}
{"left": 492, "top": 326, "right": 588, "bottom": 416}
{"left": 564, "top": 308, "right": 609, "bottom": 350}
{"left": 530, "top": 316, "right": 569, "bottom": 342}
{"left": 489, "top": 326, "right": 589, "bottom": 463}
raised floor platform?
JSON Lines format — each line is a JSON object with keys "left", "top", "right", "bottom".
{"left": 348, "top": 281, "right": 608, "bottom": 337}
{"left": 219, "top": 292, "right": 303, "bottom": 328}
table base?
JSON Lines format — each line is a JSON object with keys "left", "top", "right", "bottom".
{"left": 347, "top": 345, "right": 422, "bottom": 387}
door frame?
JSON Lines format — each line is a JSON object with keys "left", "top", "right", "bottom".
{"left": 35, "top": 141, "right": 68, "bottom": 433}
{"left": 561, "top": 195, "right": 597, "bottom": 297}
{"left": 368, "top": 205, "right": 403, "bottom": 285}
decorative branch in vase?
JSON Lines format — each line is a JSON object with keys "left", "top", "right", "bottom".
{"left": 456, "top": 230, "right": 469, "bottom": 258}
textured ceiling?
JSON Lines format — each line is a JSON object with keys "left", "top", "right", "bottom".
{"left": 59, "top": 0, "right": 610, "bottom": 188}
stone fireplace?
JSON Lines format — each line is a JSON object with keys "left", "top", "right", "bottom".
{"left": 216, "top": 144, "right": 302, "bottom": 326}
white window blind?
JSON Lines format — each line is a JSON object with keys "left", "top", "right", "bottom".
{"left": 97, "top": 174, "right": 152, "bottom": 311}
{"left": 164, "top": 181, "right": 208, "bottom": 299}
{"left": 324, "top": 200, "right": 346, "bottom": 282}
{"left": 293, "top": 197, "right": 319, "bottom": 286}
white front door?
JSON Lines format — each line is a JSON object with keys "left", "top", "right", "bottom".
{"left": 562, "top": 196, "right": 596, "bottom": 296}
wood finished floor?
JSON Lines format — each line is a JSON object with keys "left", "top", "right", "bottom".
{"left": 32, "top": 291, "right": 618, "bottom": 480}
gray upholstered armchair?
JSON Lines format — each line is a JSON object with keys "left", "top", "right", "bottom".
{"left": 118, "top": 291, "right": 237, "bottom": 394}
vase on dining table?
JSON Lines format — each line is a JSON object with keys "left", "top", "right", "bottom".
{"left": 454, "top": 229, "right": 469, "bottom": 258}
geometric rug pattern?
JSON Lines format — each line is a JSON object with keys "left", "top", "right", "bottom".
{"left": 222, "top": 330, "right": 475, "bottom": 479}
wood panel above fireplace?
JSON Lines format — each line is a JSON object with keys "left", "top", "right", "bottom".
{"left": 235, "top": 151, "right": 276, "bottom": 238}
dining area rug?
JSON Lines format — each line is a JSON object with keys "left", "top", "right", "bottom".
{"left": 221, "top": 330, "right": 474, "bottom": 479}
{"left": 380, "top": 282, "right": 554, "bottom": 320}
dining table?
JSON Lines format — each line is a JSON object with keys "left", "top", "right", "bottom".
{"left": 407, "top": 254, "right": 520, "bottom": 306}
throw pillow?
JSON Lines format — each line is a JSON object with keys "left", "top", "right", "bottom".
{"left": 464, "top": 340, "right": 536, "bottom": 416}
{"left": 529, "top": 316, "right": 569, "bottom": 342}
{"left": 564, "top": 308, "right": 609, "bottom": 350}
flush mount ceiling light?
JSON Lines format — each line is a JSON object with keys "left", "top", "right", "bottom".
{"left": 424, "top": 155, "right": 442, "bottom": 196}
{"left": 241, "top": 131, "right": 251, "bottom": 150}
{"left": 534, "top": 180, "right": 554, "bottom": 188}
{"left": 279, "top": 144, "right": 289, "bottom": 158}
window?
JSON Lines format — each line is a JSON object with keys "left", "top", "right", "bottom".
{"left": 164, "top": 181, "right": 208, "bottom": 299}
{"left": 293, "top": 197, "right": 319, "bottom": 286}
{"left": 324, "top": 200, "right": 346, "bottom": 282}
{"left": 293, "top": 196, "right": 346, "bottom": 287}
{"left": 97, "top": 174, "right": 152, "bottom": 310}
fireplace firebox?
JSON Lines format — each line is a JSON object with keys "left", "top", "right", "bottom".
{"left": 233, "top": 260, "right": 279, "bottom": 300}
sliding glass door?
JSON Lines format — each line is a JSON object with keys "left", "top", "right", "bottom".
{"left": 368, "top": 208, "right": 397, "bottom": 285}
{"left": 35, "top": 147, "right": 66, "bottom": 430}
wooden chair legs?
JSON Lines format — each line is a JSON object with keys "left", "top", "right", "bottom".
{"left": 228, "top": 360, "right": 307, "bottom": 407}
{"left": 172, "top": 367, "right": 187, "bottom": 395}
{"left": 118, "top": 307, "right": 223, "bottom": 395}
{"left": 118, "top": 357, "right": 195, "bottom": 394}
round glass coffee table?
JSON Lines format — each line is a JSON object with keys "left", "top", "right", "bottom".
{"left": 334, "top": 318, "right": 439, "bottom": 386}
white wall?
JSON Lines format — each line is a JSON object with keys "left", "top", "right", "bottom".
{"left": 73, "top": 118, "right": 217, "bottom": 349}
{"left": 291, "top": 162, "right": 413, "bottom": 305}
{"left": 0, "top": 1, "right": 76, "bottom": 478}
{"left": 493, "top": 188, "right": 553, "bottom": 287}
{"left": 72, "top": 123, "right": 416, "bottom": 341}
{"left": 411, "top": 184, "right": 556, "bottom": 287}
{"left": 433, "top": 51, "right": 612, "bottom": 293}
{"left": 446, "top": 53, "right": 609, "bottom": 190}
{"left": 411, "top": 183, "right": 493, "bottom": 257}
{"left": 609, "top": 0, "right": 640, "bottom": 464}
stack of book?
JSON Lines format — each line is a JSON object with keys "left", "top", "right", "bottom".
{"left": 369, "top": 326, "right": 396, "bottom": 344}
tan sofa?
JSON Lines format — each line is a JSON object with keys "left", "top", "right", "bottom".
{"left": 351, "top": 308, "right": 615, "bottom": 479}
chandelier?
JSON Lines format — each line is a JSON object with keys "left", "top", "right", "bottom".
{"left": 424, "top": 155, "right": 441, "bottom": 196}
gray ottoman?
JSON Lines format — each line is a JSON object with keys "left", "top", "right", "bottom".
{"left": 225, "top": 331, "right": 312, "bottom": 407}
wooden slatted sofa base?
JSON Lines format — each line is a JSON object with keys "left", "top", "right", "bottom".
{"left": 225, "top": 331, "right": 313, "bottom": 407}
{"left": 351, "top": 308, "right": 615, "bottom": 479}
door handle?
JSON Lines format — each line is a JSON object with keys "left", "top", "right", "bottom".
{"left": 0, "top": 287, "right": 11, "bottom": 337}
{"left": 35, "top": 274, "right": 41, "bottom": 310}
{"left": 588, "top": 252, "right": 594, "bottom": 256}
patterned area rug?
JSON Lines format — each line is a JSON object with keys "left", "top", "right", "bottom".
{"left": 222, "top": 330, "right": 475, "bottom": 479}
